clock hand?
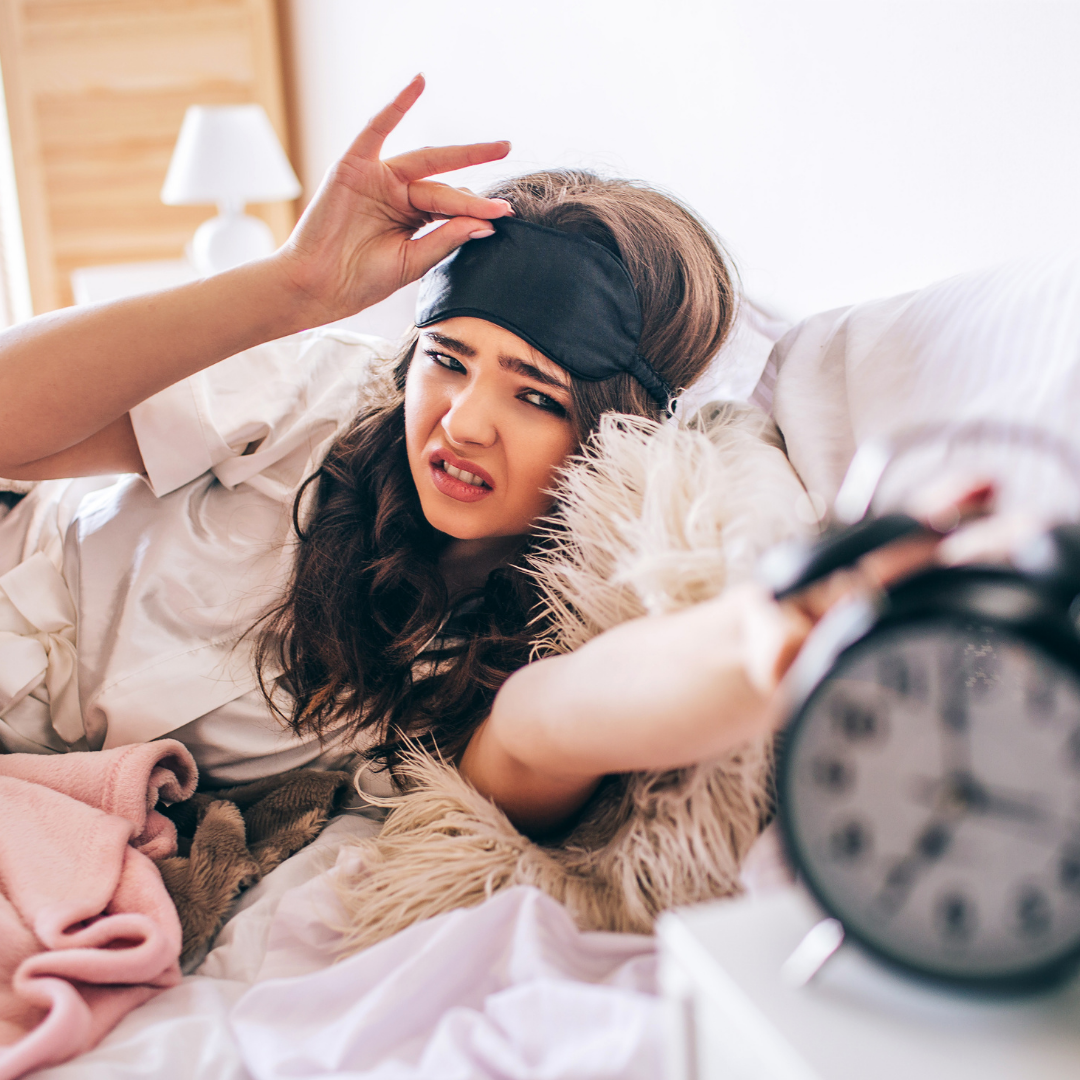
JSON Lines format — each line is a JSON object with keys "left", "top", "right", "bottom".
{"left": 912, "top": 773, "right": 1078, "bottom": 847}
{"left": 953, "top": 774, "right": 1047, "bottom": 825}
{"left": 912, "top": 773, "right": 1048, "bottom": 824}
{"left": 875, "top": 817, "right": 955, "bottom": 917}
{"left": 939, "top": 656, "right": 973, "bottom": 775}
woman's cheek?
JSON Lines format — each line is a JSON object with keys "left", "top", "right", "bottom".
{"left": 404, "top": 367, "right": 445, "bottom": 456}
{"left": 521, "top": 424, "right": 576, "bottom": 518}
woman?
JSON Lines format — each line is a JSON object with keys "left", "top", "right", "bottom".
{"left": 0, "top": 76, "right": 916, "bottom": 905}
{"left": 252, "top": 173, "right": 770, "bottom": 837}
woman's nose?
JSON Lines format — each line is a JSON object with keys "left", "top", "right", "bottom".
{"left": 442, "top": 382, "right": 497, "bottom": 448}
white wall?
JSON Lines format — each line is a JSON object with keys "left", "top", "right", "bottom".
{"left": 285, "top": 0, "right": 1080, "bottom": 333}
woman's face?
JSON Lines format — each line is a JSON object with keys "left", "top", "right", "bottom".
{"left": 405, "top": 317, "right": 577, "bottom": 540}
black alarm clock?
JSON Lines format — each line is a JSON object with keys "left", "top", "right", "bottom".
{"left": 764, "top": 513, "right": 1080, "bottom": 991}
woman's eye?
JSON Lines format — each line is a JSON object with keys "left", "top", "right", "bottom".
{"left": 520, "top": 389, "right": 568, "bottom": 417}
{"left": 426, "top": 349, "right": 466, "bottom": 374}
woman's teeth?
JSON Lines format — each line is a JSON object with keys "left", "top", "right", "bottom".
{"left": 441, "top": 461, "right": 487, "bottom": 488}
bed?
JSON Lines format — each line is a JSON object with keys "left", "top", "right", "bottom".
{"left": 23, "top": 248, "right": 1080, "bottom": 1080}
{"left": 27, "top": 813, "right": 663, "bottom": 1080}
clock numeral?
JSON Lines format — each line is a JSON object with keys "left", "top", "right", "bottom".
{"left": 878, "top": 653, "right": 927, "bottom": 700}
{"left": 832, "top": 700, "right": 884, "bottom": 742}
{"left": 879, "top": 862, "right": 917, "bottom": 913}
{"left": 916, "top": 822, "right": 951, "bottom": 860}
{"left": 1016, "top": 886, "right": 1052, "bottom": 937}
{"left": 961, "top": 637, "right": 998, "bottom": 698}
{"left": 876, "top": 822, "right": 953, "bottom": 915}
{"left": 829, "top": 819, "right": 870, "bottom": 862}
{"left": 811, "top": 756, "right": 853, "bottom": 794}
{"left": 1058, "top": 848, "right": 1080, "bottom": 896}
{"left": 879, "top": 654, "right": 909, "bottom": 696}
{"left": 935, "top": 891, "right": 977, "bottom": 944}
{"left": 940, "top": 647, "right": 970, "bottom": 733}
{"left": 941, "top": 673, "right": 968, "bottom": 734}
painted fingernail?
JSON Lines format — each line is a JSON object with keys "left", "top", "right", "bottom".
{"left": 495, "top": 200, "right": 515, "bottom": 215}
{"left": 469, "top": 229, "right": 495, "bottom": 239}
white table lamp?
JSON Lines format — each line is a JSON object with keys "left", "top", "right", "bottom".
{"left": 161, "top": 104, "right": 301, "bottom": 274}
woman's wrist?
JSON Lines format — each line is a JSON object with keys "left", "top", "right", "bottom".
{"left": 217, "top": 254, "right": 340, "bottom": 341}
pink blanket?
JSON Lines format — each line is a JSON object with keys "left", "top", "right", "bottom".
{"left": 0, "top": 740, "right": 197, "bottom": 1079}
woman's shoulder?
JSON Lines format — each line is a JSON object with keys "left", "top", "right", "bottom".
{"left": 130, "top": 326, "right": 403, "bottom": 500}
{"left": 251, "top": 325, "right": 399, "bottom": 391}
{"left": 260, "top": 326, "right": 402, "bottom": 418}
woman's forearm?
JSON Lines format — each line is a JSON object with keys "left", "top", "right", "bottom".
{"left": 462, "top": 495, "right": 981, "bottom": 835}
{"left": 0, "top": 258, "right": 315, "bottom": 473}
{"left": 0, "top": 76, "right": 513, "bottom": 477}
{"left": 460, "top": 584, "right": 811, "bottom": 834}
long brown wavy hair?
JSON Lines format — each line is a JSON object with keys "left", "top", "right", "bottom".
{"left": 255, "top": 170, "right": 737, "bottom": 767}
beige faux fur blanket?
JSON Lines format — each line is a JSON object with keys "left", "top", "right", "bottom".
{"left": 334, "top": 402, "right": 809, "bottom": 953}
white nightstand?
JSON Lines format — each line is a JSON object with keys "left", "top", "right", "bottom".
{"left": 658, "top": 885, "right": 1080, "bottom": 1080}
{"left": 70, "top": 259, "right": 200, "bottom": 304}
{"left": 69, "top": 258, "right": 417, "bottom": 344}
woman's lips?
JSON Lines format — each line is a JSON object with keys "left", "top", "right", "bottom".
{"left": 428, "top": 449, "right": 495, "bottom": 504}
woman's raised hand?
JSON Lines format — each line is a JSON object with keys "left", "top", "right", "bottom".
{"left": 276, "top": 75, "right": 513, "bottom": 325}
{"left": 0, "top": 76, "right": 512, "bottom": 478}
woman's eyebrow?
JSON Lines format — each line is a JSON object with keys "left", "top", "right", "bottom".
{"left": 424, "top": 331, "right": 476, "bottom": 357}
{"left": 499, "top": 354, "right": 570, "bottom": 391}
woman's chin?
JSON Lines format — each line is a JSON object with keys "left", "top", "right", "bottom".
{"left": 420, "top": 504, "right": 500, "bottom": 541}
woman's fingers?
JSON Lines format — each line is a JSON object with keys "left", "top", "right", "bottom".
{"left": 347, "top": 74, "right": 426, "bottom": 162}
{"left": 276, "top": 75, "right": 516, "bottom": 317}
{"left": 859, "top": 533, "right": 941, "bottom": 590}
{"left": 390, "top": 141, "right": 512, "bottom": 184}
{"left": 844, "top": 477, "right": 999, "bottom": 599}
{"left": 906, "top": 475, "right": 996, "bottom": 532}
{"left": 938, "top": 512, "right": 1047, "bottom": 567}
{"left": 402, "top": 217, "right": 499, "bottom": 280}
{"left": 408, "top": 180, "right": 513, "bottom": 222}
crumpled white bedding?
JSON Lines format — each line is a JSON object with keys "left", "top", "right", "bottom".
{"left": 771, "top": 248, "right": 1080, "bottom": 519}
{"left": 234, "top": 887, "right": 660, "bottom": 1080}
{"left": 27, "top": 815, "right": 662, "bottom": 1080}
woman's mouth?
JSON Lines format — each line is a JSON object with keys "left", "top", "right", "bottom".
{"left": 429, "top": 451, "right": 495, "bottom": 503}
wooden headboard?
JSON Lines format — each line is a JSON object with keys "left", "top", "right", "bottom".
{"left": 0, "top": 0, "right": 296, "bottom": 313}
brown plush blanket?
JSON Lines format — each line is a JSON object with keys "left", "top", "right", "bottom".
{"left": 158, "top": 769, "right": 353, "bottom": 963}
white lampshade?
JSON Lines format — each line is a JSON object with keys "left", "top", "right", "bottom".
{"left": 161, "top": 104, "right": 300, "bottom": 207}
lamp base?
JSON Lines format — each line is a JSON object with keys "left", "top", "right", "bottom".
{"left": 191, "top": 212, "right": 276, "bottom": 275}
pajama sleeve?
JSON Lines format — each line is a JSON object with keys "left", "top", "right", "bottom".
{"left": 128, "top": 328, "right": 391, "bottom": 503}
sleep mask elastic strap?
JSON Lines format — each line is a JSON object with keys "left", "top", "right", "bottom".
{"left": 415, "top": 217, "right": 674, "bottom": 408}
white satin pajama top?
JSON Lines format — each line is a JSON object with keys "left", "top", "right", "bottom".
{"left": 0, "top": 327, "right": 388, "bottom": 784}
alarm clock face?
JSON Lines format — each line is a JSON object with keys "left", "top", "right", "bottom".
{"left": 782, "top": 618, "right": 1080, "bottom": 985}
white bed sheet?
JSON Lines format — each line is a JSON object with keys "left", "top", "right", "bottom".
{"left": 27, "top": 814, "right": 662, "bottom": 1080}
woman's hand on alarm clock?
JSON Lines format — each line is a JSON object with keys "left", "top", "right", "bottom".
{"left": 464, "top": 479, "right": 1014, "bottom": 836}
{"left": 784, "top": 478, "right": 999, "bottom": 627}
{"left": 750, "top": 478, "right": 1003, "bottom": 715}
{"left": 764, "top": 476, "right": 1051, "bottom": 704}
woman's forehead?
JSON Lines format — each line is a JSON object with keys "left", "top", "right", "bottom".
{"left": 420, "top": 317, "right": 570, "bottom": 388}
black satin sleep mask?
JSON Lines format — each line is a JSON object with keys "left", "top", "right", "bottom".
{"left": 415, "top": 217, "right": 673, "bottom": 407}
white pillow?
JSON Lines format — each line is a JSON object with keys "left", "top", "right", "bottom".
{"left": 677, "top": 298, "right": 789, "bottom": 416}
{"left": 770, "top": 250, "right": 1080, "bottom": 519}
